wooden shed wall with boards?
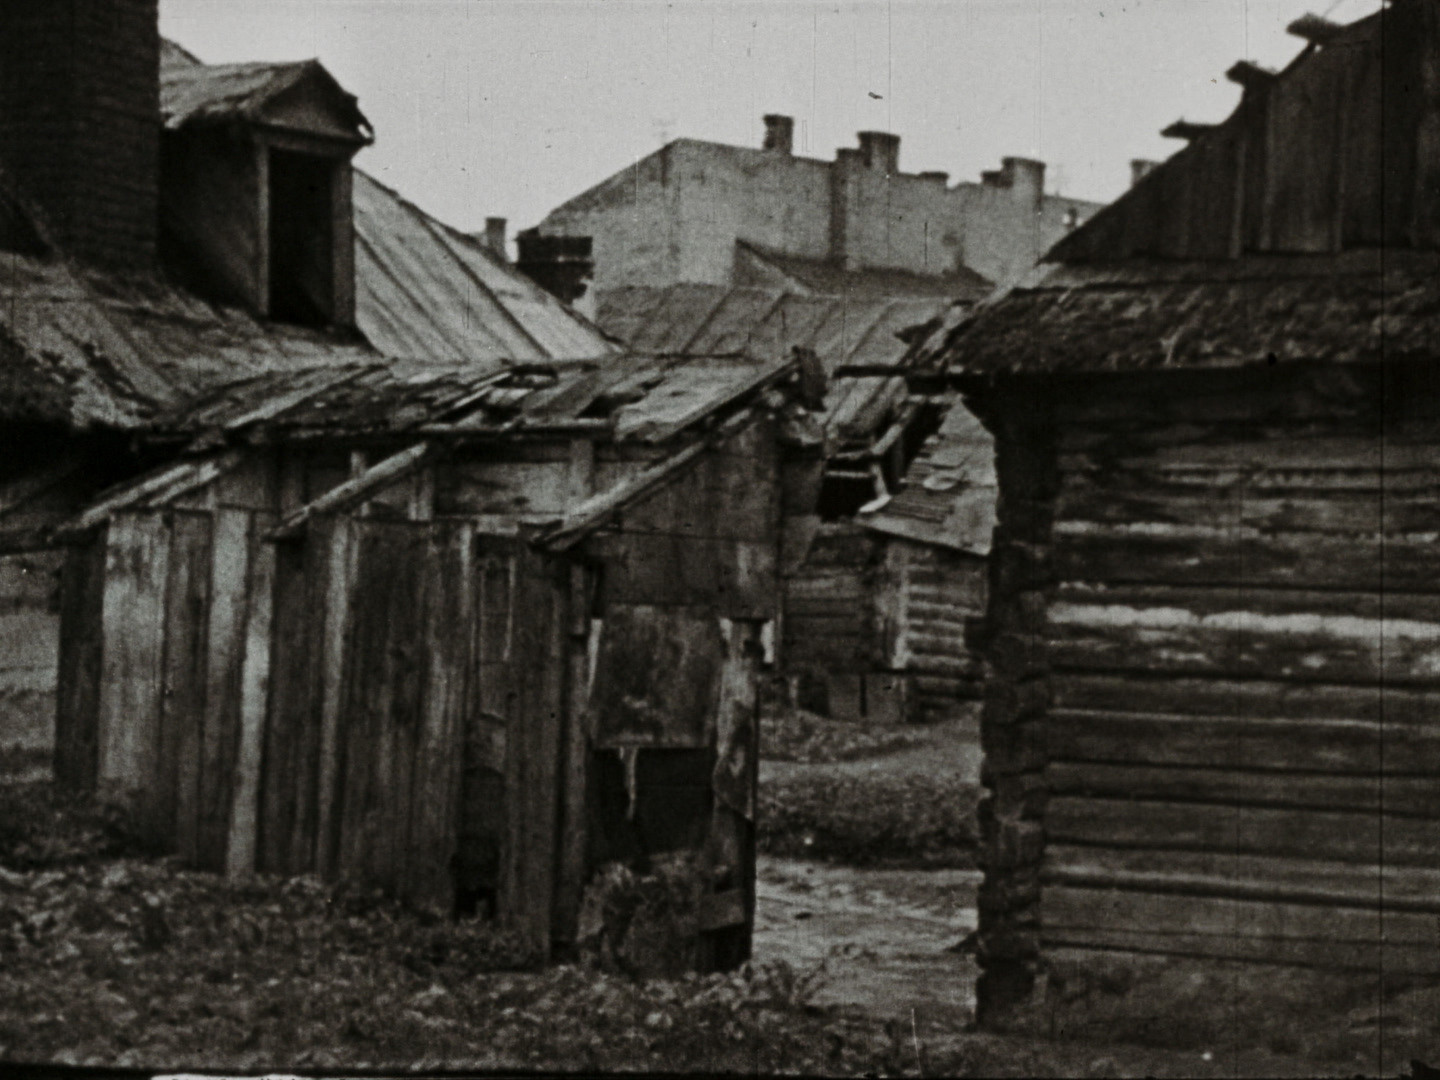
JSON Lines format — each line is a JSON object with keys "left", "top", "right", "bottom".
{"left": 53, "top": 369, "right": 791, "bottom": 969}
{"left": 913, "top": 0, "right": 1440, "bottom": 1023}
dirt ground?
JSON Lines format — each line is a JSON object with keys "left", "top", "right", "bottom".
{"left": 754, "top": 712, "right": 983, "bottom": 1018}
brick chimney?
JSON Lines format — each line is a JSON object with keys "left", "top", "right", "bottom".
{"left": 856, "top": 131, "right": 900, "bottom": 175}
{"left": 515, "top": 230, "right": 593, "bottom": 306}
{"left": 763, "top": 114, "right": 794, "bottom": 154}
{"left": 484, "top": 217, "right": 508, "bottom": 259}
{"left": 0, "top": 0, "right": 160, "bottom": 271}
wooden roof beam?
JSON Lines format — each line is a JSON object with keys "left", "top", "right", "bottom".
{"left": 1226, "top": 60, "right": 1279, "bottom": 91}
{"left": 540, "top": 408, "right": 755, "bottom": 551}
{"left": 1287, "top": 12, "right": 1345, "bottom": 45}
{"left": 1162, "top": 119, "right": 1217, "bottom": 141}
{"left": 268, "top": 441, "right": 433, "bottom": 540}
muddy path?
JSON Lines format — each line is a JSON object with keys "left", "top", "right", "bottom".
{"left": 752, "top": 856, "right": 981, "bottom": 1017}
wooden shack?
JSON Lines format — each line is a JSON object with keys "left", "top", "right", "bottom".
{"left": 785, "top": 401, "right": 995, "bottom": 722}
{"left": 915, "top": 1, "right": 1440, "bottom": 1018}
{"left": 54, "top": 355, "right": 800, "bottom": 967}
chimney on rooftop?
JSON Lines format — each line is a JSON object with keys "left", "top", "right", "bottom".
{"left": 484, "top": 217, "right": 508, "bottom": 260}
{"left": 1130, "top": 159, "right": 1159, "bottom": 187}
{"left": 0, "top": 0, "right": 160, "bottom": 271}
{"left": 515, "top": 229, "right": 593, "bottom": 306}
{"left": 763, "top": 114, "right": 794, "bottom": 155}
{"left": 856, "top": 131, "right": 901, "bottom": 175}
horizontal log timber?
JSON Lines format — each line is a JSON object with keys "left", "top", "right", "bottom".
{"left": 1056, "top": 484, "right": 1440, "bottom": 536}
{"left": 1053, "top": 672, "right": 1440, "bottom": 724}
{"left": 1047, "top": 600, "right": 1440, "bottom": 685}
{"left": 1048, "top": 709, "right": 1440, "bottom": 775}
{"left": 1053, "top": 528, "right": 1440, "bottom": 592}
{"left": 1053, "top": 582, "right": 1440, "bottom": 625}
{"left": 1042, "top": 888, "right": 1440, "bottom": 974}
{"left": 1048, "top": 761, "right": 1440, "bottom": 817}
{"left": 1044, "top": 845, "right": 1440, "bottom": 911}
{"left": 1057, "top": 461, "right": 1440, "bottom": 494}
{"left": 1047, "top": 796, "right": 1440, "bottom": 866}
{"left": 1059, "top": 435, "right": 1440, "bottom": 474}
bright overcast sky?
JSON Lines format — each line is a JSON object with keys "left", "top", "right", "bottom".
{"left": 159, "top": 0, "right": 1383, "bottom": 236}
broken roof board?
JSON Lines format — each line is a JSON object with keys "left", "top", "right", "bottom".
{"left": 859, "top": 400, "right": 996, "bottom": 554}
{"left": 153, "top": 353, "right": 791, "bottom": 444}
{"left": 595, "top": 285, "right": 950, "bottom": 439}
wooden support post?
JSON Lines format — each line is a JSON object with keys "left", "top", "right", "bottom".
{"left": 552, "top": 562, "right": 594, "bottom": 951}
{"left": 974, "top": 389, "right": 1057, "bottom": 1026}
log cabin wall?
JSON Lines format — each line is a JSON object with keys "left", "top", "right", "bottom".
{"left": 973, "top": 361, "right": 1440, "bottom": 1012}
{"left": 879, "top": 540, "right": 987, "bottom": 721}
{"left": 782, "top": 522, "right": 883, "bottom": 719}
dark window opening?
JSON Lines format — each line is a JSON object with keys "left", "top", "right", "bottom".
{"left": 268, "top": 148, "right": 335, "bottom": 326}
{"left": 816, "top": 473, "right": 878, "bottom": 520}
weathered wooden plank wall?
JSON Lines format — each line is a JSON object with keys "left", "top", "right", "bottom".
{"left": 54, "top": 538, "right": 108, "bottom": 793}
{"left": 1050, "top": 6, "right": 1440, "bottom": 263}
{"left": 1002, "top": 364, "right": 1440, "bottom": 974}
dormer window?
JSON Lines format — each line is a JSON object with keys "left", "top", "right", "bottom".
{"left": 268, "top": 147, "right": 342, "bottom": 325}
{"left": 158, "top": 53, "right": 372, "bottom": 328}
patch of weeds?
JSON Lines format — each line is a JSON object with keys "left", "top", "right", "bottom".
{"left": 0, "top": 782, "right": 154, "bottom": 871}
{"left": 759, "top": 769, "right": 978, "bottom": 868}
{"left": 761, "top": 708, "right": 929, "bottom": 765}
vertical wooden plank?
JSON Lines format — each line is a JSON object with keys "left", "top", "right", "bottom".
{"left": 227, "top": 516, "right": 276, "bottom": 879}
{"left": 54, "top": 535, "right": 108, "bottom": 795}
{"left": 406, "top": 522, "right": 474, "bottom": 913}
{"left": 159, "top": 513, "right": 213, "bottom": 858}
{"left": 707, "top": 617, "right": 762, "bottom": 969}
{"left": 383, "top": 524, "right": 429, "bottom": 897}
{"left": 256, "top": 538, "right": 310, "bottom": 874}
{"left": 197, "top": 509, "right": 252, "bottom": 872}
{"left": 315, "top": 516, "right": 356, "bottom": 877}
{"left": 287, "top": 524, "right": 332, "bottom": 873}
{"left": 96, "top": 513, "right": 172, "bottom": 839}
{"left": 566, "top": 438, "right": 596, "bottom": 503}
{"left": 552, "top": 561, "right": 593, "bottom": 950}
{"left": 501, "top": 543, "right": 565, "bottom": 960}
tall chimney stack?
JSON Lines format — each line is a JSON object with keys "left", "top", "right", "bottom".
{"left": 762, "top": 114, "right": 794, "bottom": 154}
{"left": 0, "top": 0, "right": 160, "bottom": 271}
{"left": 856, "top": 131, "right": 901, "bottom": 175}
{"left": 515, "top": 230, "right": 594, "bottom": 306}
{"left": 484, "top": 217, "right": 508, "bottom": 259}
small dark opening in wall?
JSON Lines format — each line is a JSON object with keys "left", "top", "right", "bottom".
{"left": 816, "top": 474, "right": 876, "bottom": 520}
{"left": 268, "top": 148, "right": 335, "bottom": 326}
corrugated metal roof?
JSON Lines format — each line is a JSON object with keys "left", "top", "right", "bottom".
{"left": 859, "top": 399, "right": 996, "bottom": 554}
{"left": 353, "top": 171, "right": 616, "bottom": 366}
{"left": 735, "top": 241, "right": 993, "bottom": 300}
{"left": 595, "top": 285, "right": 949, "bottom": 439}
